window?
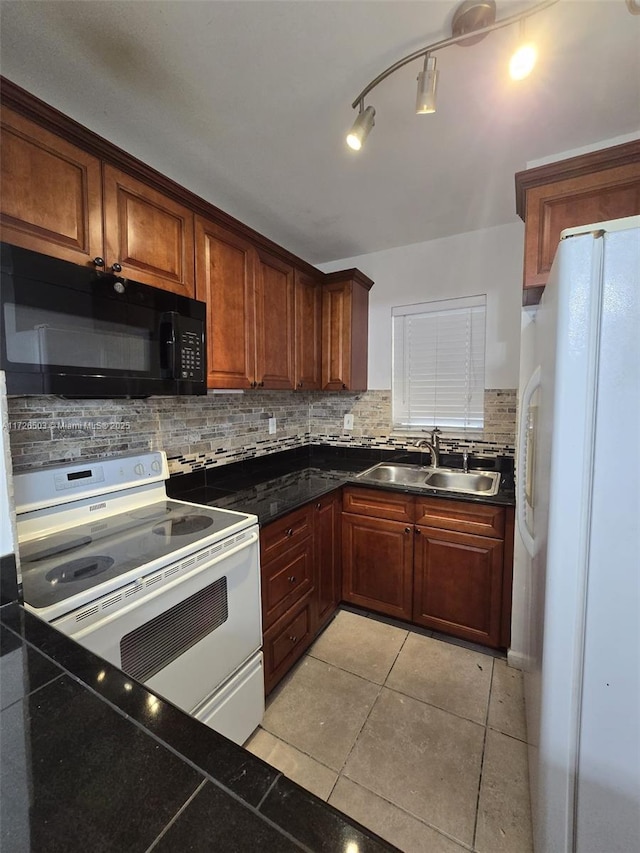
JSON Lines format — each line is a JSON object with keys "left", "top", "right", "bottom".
{"left": 392, "top": 294, "right": 486, "bottom": 431}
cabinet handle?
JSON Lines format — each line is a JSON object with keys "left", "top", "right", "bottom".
{"left": 258, "top": 381, "right": 265, "bottom": 387}
{"left": 93, "top": 257, "right": 105, "bottom": 267}
{"left": 298, "top": 381, "right": 303, "bottom": 388}
{"left": 111, "top": 262, "right": 122, "bottom": 273}
{"left": 250, "top": 381, "right": 257, "bottom": 388}
{"left": 316, "top": 502, "right": 321, "bottom": 510}
{"left": 415, "top": 528, "right": 421, "bottom": 535}
{"left": 405, "top": 527, "right": 411, "bottom": 534}
{"left": 342, "top": 383, "right": 347, "bottom": 390}
{"left": 286, "top": 528, "right": 293, "bottom": 537}
{"left": 288, "top": 575, "right": 297, "bottom": 584}
{"left": 289, "top": 635, "right": 298, "bottom": 643}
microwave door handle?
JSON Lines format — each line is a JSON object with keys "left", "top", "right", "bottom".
{"left": 517, "top": 365, "right": 540, "bottom": 558}
{"left": 162, "top": 314, "right": 179, "bottom": 379}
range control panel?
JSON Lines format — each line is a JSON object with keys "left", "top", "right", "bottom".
{"left": 14, "top": 452, "right": 170, "bottom": 514}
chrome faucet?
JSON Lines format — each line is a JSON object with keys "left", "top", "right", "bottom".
{"left": 415, "top": 427, "right": 441, "bottom": 469}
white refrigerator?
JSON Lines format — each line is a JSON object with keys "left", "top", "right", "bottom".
{"left": 516, "top": 216, "right": 640, "bottom": 853}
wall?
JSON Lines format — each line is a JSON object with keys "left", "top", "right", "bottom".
{"left": 7, "top": 386, "right": 517, "bottom": 476}
{"left": 319, "top": 222, "right": 524, "bottom": 390}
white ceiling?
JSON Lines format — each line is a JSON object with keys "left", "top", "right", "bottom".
{"left": 1, "top": 1, "right": 638, "bottom": 264}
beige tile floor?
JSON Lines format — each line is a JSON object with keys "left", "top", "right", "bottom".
{"left": 245, "top": 608, "right": 532, "bottom": 853}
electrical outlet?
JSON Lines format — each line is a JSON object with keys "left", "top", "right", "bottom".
{"left": 343, "top": 414, "right": 354, "bottom": 430}
{"left": 268, "top": 417, "right": 276, "bottom": 434}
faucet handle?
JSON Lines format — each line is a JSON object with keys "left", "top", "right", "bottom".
{"left": 430, "top": 426, "right": 441, "bottom": 446}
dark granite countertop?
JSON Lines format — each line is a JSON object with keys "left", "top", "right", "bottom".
{"left": 0, "top": 601, "right": 396, "bottom": 853}
{"left": 167, "top": 445, "right": 515, "bottom": 524}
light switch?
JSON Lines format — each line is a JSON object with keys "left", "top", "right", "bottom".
{"left": 343, "top": 414, "right": 354, "bottom": 430}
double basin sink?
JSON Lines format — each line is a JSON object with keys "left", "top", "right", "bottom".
{"left": 355, "top": 462, "right": 501, "bottom": 497}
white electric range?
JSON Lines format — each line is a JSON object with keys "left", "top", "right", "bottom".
{"left": 14, "top": 451, "right": 264, "bottom": 745}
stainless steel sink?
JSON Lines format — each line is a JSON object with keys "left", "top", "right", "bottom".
{"left": 355, "top": 462, "right": 428, "bottom": 486}
{"left": 356, "top": 463, "right": 500, "bottom": 496}
{"left": 423, "top": 469, "right": 500, "bottom": 496}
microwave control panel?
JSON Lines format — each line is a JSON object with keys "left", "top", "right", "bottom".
{"left": 176, "top": 318, "right": 204, "bottom": 381}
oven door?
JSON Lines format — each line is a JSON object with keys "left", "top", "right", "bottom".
{"left": 52, "top": 528, "right": 262, "bottom": 714}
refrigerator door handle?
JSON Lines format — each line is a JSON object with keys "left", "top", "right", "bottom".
{"left": 517, "top": 365, "right": 540, "bottom": 557}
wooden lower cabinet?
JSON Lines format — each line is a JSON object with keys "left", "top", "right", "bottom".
{"left": 263, "top": 596, "right": 314, "bottom": 695}
{"left": 261, "top": 490, "right": 342, "bottom": 694}
{"left": 313, "top": 493, "right": 342, "bottom": 633}
{"left": 341, "top": 486, "right": 513, "bottom": 650}
{"left": 341, "top": 513, "right": 414, "bottom": 621}
{"left": 413, "top": 527, "right": 504, "bottom": 647}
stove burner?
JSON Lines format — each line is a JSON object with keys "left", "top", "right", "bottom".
{"left": 152, "top": 515, "right": 214, "bottom": 537}
{"left": 46, "top": 556, "right": 115, "bottom": 585}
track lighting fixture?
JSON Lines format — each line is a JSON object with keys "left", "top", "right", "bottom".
{"left": 346, "top": 105, "right": 376, "bottom": 151}
{"left": 416, "top": 55, "right": 438, "bottom": 115}
{"left": 345, "top": 0, "right": 559, "bottom": 151}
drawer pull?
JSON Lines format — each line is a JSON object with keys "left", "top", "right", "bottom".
{"left": 289, "top": 635, "right": 298, "bottom": 643}
{"left": 286, "top": 528, "right": 293, "bottom": 537}
{"left": 288, "top": 575, "right": 297, "bottom": 584}
{"left": 316, "top": 502, "right": 321, "bottom": 510}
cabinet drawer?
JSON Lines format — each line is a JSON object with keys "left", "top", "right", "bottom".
{"left": 260, "top": 504, "right": 314, "bottom": 564}
{"left": 263, "top": 596, "right": 313, "bottom": 694}
{"left": 343, "top": 486, "right": 415, "bottom": 523}
{"left": 261, "top": 537, "right": 314, "bottom": 630}
{"left": 415, "top": 497, "right": 505, "bottom": 539}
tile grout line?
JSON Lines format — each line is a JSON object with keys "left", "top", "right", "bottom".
{"left": 471, "top": 656, "right": 496, "bottom": 852}
{"left": 144, "top": 779, "right": 208, "bottom": 853}
{"left": 325, "top": 630, "right": 412, "bottom": 802}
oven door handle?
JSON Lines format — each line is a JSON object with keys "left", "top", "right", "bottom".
{"left": 69, "top": 528, "right": 260, "bottom": 641}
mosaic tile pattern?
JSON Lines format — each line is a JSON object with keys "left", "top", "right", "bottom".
{"left": 7, "top": 389, "right": 516, "bottom": 475}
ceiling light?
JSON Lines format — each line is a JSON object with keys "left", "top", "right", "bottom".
{"left": 416, "top": 55, "right": 438, "bottom": 114}
{"left": 346, "top": 105, "right": 376, "bottom": 151}
{"left": 509, "top": 43, "right": 537, "bottom": 80}
{"left": 345, "top": 0, "right": 559, "bottom": 149}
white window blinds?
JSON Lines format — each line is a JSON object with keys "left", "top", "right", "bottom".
{"left": 392, "top": 294, "right": 486, "bottom": 430}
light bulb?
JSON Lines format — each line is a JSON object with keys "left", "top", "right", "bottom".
{"left": 346, "top": 105, "right": 375, "bottom": 151}
{"left": 509, "top": 43, "right": 537, "bottom": 80}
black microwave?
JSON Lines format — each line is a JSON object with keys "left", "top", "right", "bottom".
{"left": 0, "top": 243, "right": 207, "bottom": 397}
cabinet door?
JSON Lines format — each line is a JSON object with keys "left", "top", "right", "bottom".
{"left": 294, "top": 269, "right": 321, "bottom": 390}
{"left": 523, "top": 163, "right": 640, "bottom": 300}
{"left": 255, "top": 248, "right": 295, "bottom": 389}
{"left": 413, "top": 526, "right": 503, "bottom": 648}
{"left": 195, "top": 216, "right": 256, "bottom": 389}
{"left": 263, "top": 595, "right": 314, "bottom": 695}
{"left": 322, "top": 281, "right": 351, "bottom": 390}
{"left": 313, "top": 492, "right": 342, "bottom": 632}
{"left": 342, "top": 513, "right": 413, "bottom": 620}
{"left": 103, "top": 164, "right": 194, "bottom": 296}
{"left": 0, "top": 107, "right": 103, "bottom": 265}
{"left": 261, "top": 537, "right": 314, "bottom": 630}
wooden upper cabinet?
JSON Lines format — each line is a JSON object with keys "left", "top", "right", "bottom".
{"left": 294, "top": 269, "right": 322, "bottom": 391}
{"left": 255, "top": 248, "right": 295, "bottom": 389}
{"left": 103, "top": 164, "right": 195, "bottom": 296}
{"left": 322, "top": 269, "right": 373, "bottom": 391}
{"left": 195, "top": 216, "right": 256, "bottom": 389}
{"left": 515, "top": 140, "right": 640, "bottom": 306}
{"left": 0, "top": 107, "right": 103, "bottom": 265}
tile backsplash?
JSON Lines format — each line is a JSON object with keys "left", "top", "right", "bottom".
{"left": 7, "top": 389, "right": 516, "bottom": 476}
